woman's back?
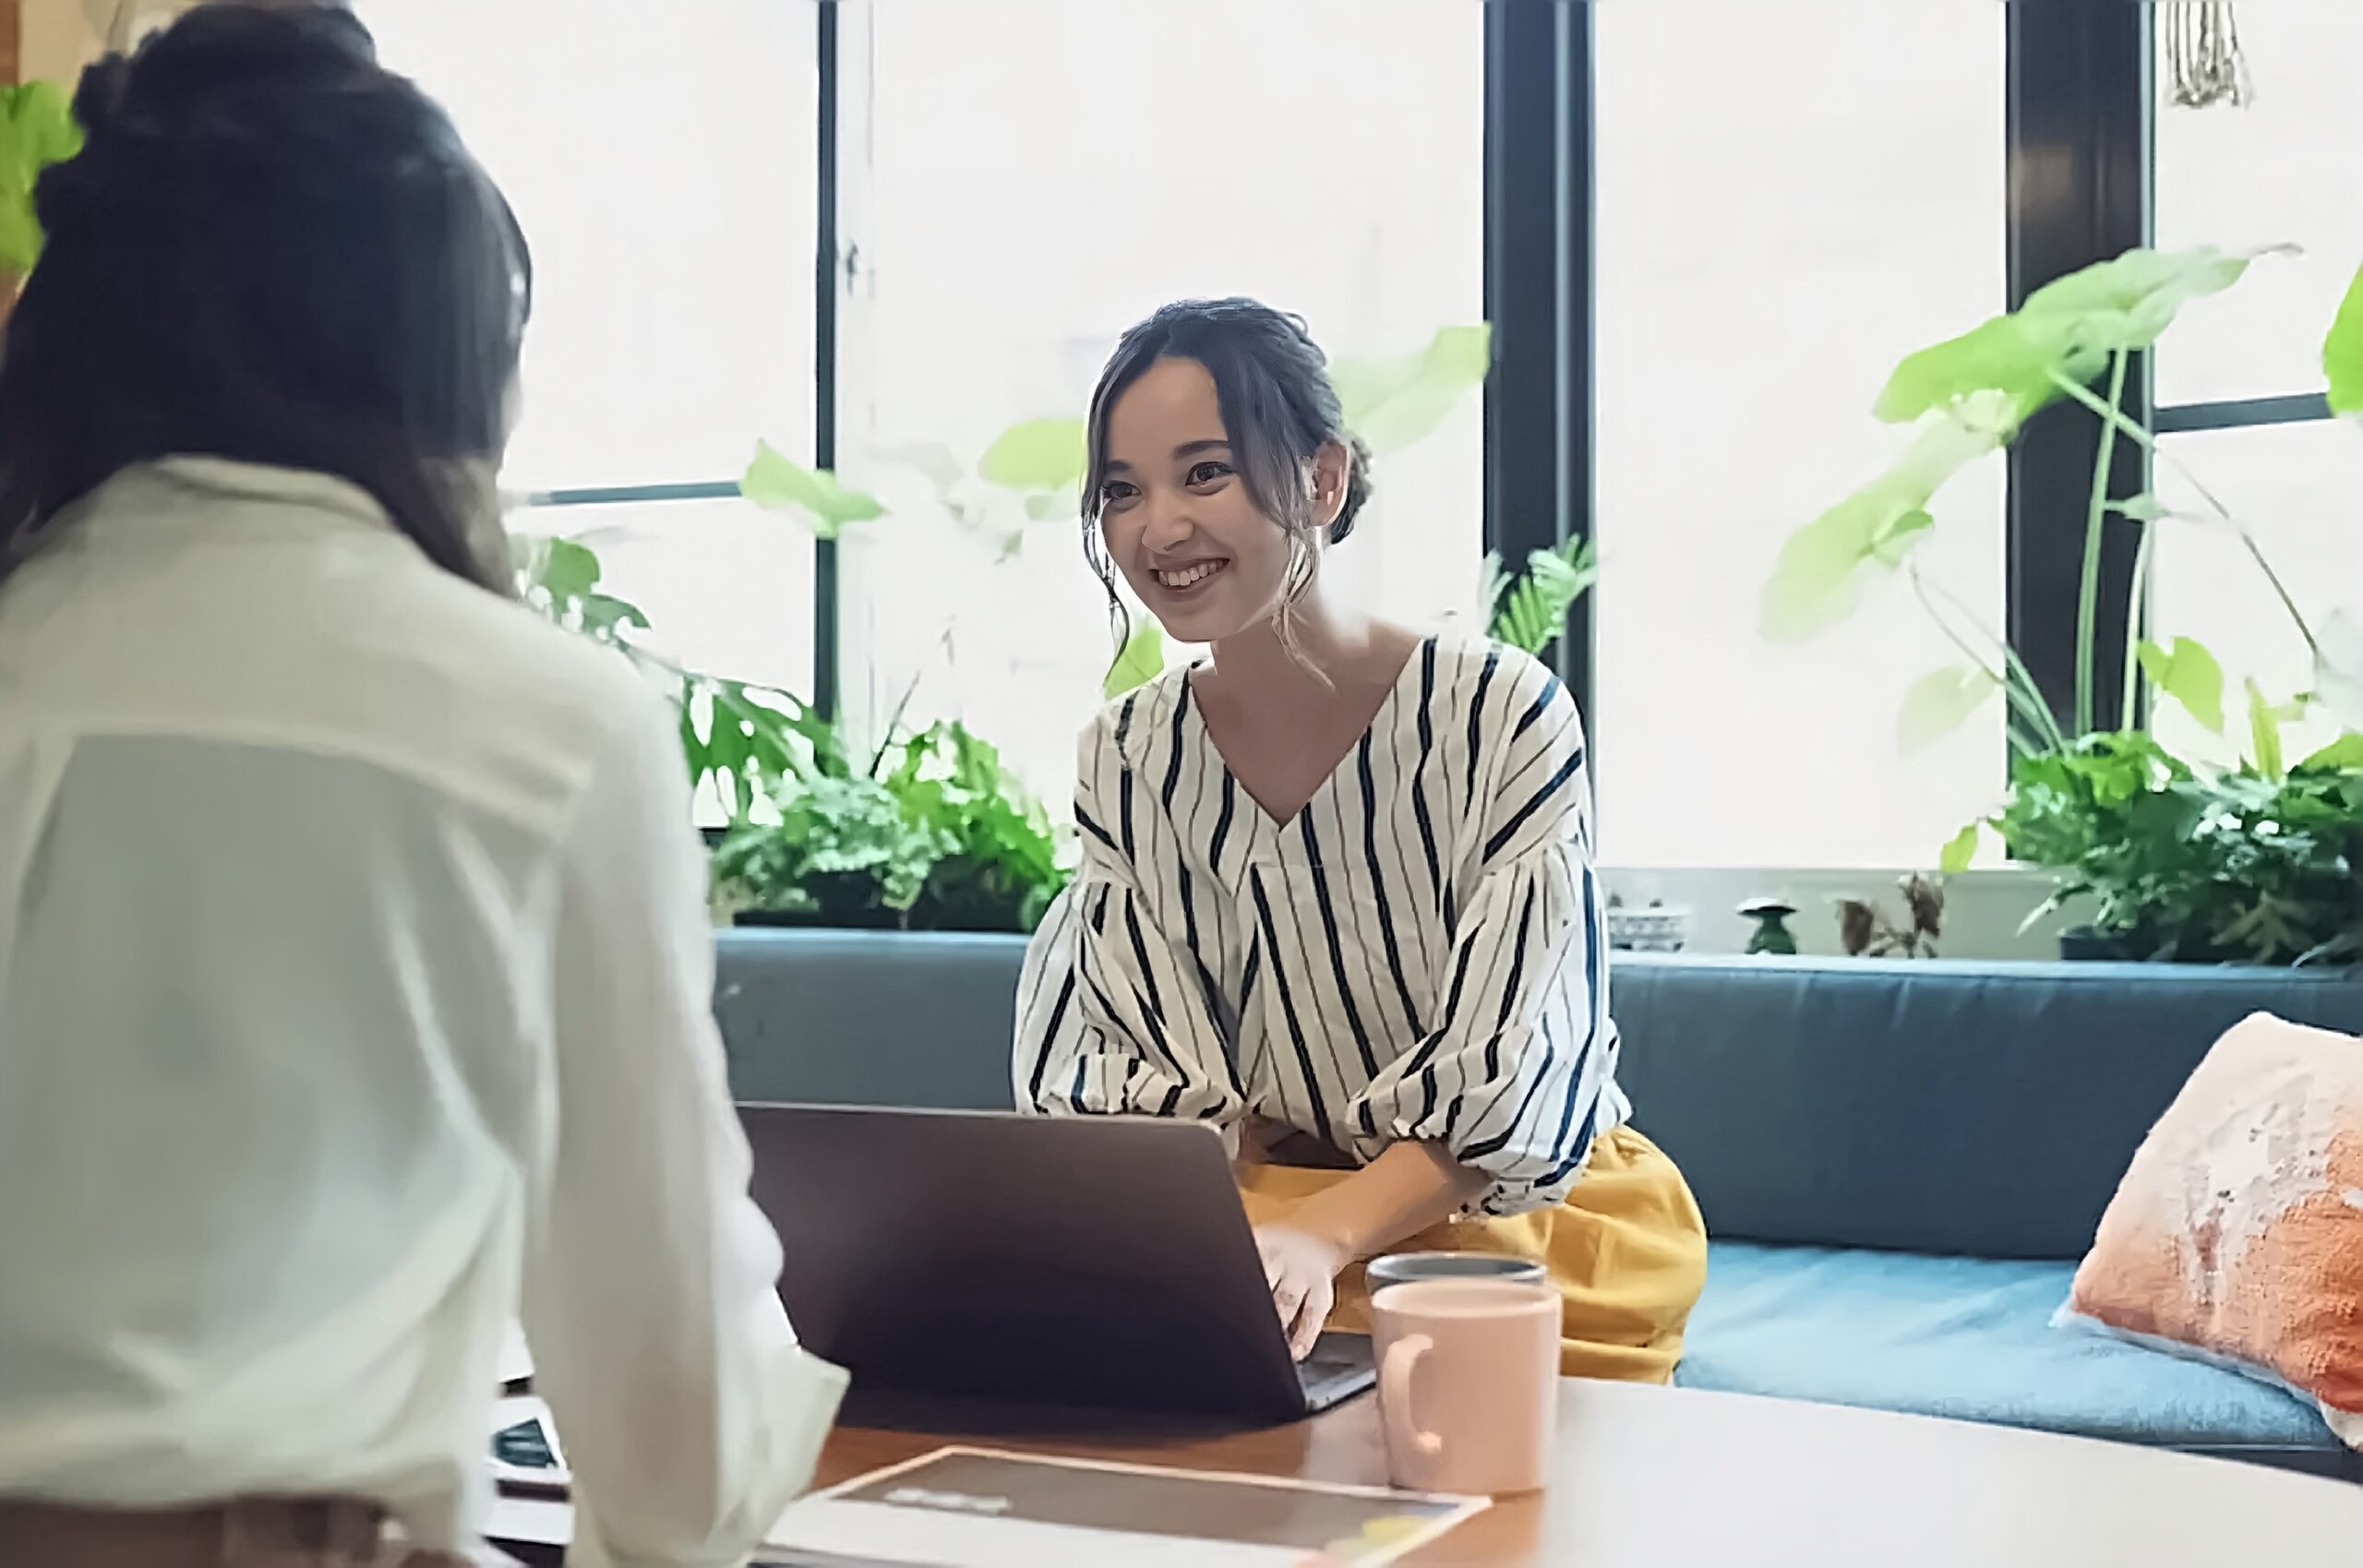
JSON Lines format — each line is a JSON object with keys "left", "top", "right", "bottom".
{"left": 0, "top": 456, "right": 642, "bottom": 1533}
{"left": 0, "top": 10, "right": 842, "bottom": 1561}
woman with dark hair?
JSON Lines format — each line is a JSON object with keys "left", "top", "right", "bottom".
{"left": 1015, "top": 298, "right": 1705, "bottom": 1377}
{"left": 0, "top": 9, "right": 841, "bottom": 1566}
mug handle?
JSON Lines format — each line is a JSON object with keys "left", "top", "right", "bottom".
{"left": 1380, "top": 1334, "right": 1444, "bottom": 1460}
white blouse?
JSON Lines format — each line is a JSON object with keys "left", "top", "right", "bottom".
{"left": 0, "top": 460, "right": 842, "bottom": 1565}
{"left": 1016, "top": 636, "right": 1628, "bottom": 1216}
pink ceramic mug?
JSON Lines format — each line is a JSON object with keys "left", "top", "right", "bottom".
{"left": 1370, "top": 1278, "right": 1558, "bottom": 1496}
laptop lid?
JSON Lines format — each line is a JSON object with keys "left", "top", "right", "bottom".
{"left": 739, "top": 1105, "right": 1319, "bottom": 1423}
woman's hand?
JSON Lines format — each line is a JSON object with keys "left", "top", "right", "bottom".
{"left": 1253, "top": 1223, "right": 1351, "bottom": 1360}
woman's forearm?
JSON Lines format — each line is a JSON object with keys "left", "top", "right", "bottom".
{"left": 1282, "top": 1141, "right": 1486, "bottom": 1263}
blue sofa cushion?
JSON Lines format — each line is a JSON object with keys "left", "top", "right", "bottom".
{"left": 1677, "top": 1242, "right": 2359, "bottom": 1478}
{"left": 714, "top": 930, "right": 1023, "bottom": 1111}
{"left": 1613, "top": 955, "right": 2363, "bottom": 1257}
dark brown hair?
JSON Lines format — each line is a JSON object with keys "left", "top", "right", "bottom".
{"left": 0, "top": 3, "right": 531, "bottom": 592}
{"left": 1081, "top": 298, "right": 1373, "bottom": 648}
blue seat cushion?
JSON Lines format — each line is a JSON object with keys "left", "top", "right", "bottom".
{"left": 1676, "top": 1242, "right": 2358, "bottom": 1478}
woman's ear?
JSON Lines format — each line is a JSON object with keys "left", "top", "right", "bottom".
{"left": 1310, "top": 440, "right": 1350, "bottom": 528}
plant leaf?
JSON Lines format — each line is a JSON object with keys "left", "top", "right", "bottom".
{"left": 978, "top": 418, "right": 1087, "bottom": 493}
{"left": 2137, "top": 636, "right": 2225, "bottom": 734}
{"left": 2111, "top": 493, "right": 2169, "bottom": 523}
{"left": 740, "top": 440, "right": 886, "bottom": 538}
{"left": 1491, "top": 539, "right": 1597, "bottom": 656}
{"left": 538, "top": 537, "right": 602, "bottom": 603}
{"left": 1898, "top": 666, "right": 2000, "bottom": 754}
{"left": 1102, "top": 619, "right": 1167, "bottom": 700}
{"left": 1764, "top": 404, "right": 2003, "bottom": 641}
{"left": 1333, "top": 325, "right": 1492, "bottom": 454}
{"left": 2299, "top": 732, "right": 2363, "bottom": 773}
{"left": 0, "top": 82, "right": 83, "bottom": 276}
{"left": 2328, "top": 264, "right": 2363, "bottom": 417}
{"left": 1476, "top": 551, "right": 1510, "bottom": 624}
{"left": 1877, "top": 245, "right": 2281, "bottom": 426}
{"left": 2248, "top": 677, "right": 2285, "bottom": 780}
{"left": 1939, "top": 822, "right": 1981, "bottom": 876}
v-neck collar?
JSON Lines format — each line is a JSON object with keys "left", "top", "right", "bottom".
{"left": 1185, "top": 634, "right": 1436, "bottom": 835}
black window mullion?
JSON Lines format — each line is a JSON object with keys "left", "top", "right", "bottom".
{"left": 1481, "top": 0, "right": 1592, "bottom": 724}
{"left": 2154, "top": 392, "right": 2333, "bottom": 435}
{"left": 2005, "top": 0, "right": 2153, "bottom": 739}
{"left": 811, "top": 0, "right": 843, "bottom": 722}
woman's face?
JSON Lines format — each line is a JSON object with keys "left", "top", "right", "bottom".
{"left": 1098, "top": 355, "right": 1312, "bottom": 646}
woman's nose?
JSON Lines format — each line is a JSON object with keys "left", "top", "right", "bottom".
{"left": 1142, "top": 492, "right": 1194, "bottom": 552}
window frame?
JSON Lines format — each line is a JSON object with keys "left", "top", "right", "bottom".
{"left": 516, "top": 0, "right": 2322, "bottom": 852}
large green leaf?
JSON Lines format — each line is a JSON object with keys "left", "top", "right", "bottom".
{"left": 740, "top": 441, "right": 886, "bottom": 538}
{"left": 2249, "top": 677, "right": 2285, "bottom": 780}
{"left": 1876, "top": 316, "right": 2057, "bottom": 430}
{"left": 1898, "top": 665, "right": 2000, "bottom": 754}
{"left": 1764, "top": 401, "right": 2005, "bottom": 641}
{"left": 2137, "top": 636, "right": 2225, "bottom": 735}
{"left": 1102, "top": 619, "right": 1167, "bottom": 700}
{"left": 1876, "top": 245, "right": 2277, "bottom": 426}
{"left": 0, "top": 82, "right": 83, "bottom": 275}
{"left": 2325, "top": 265, "right": 2363, "bottom": 417}
{"left": 1938, "top": 821, "right": 1982, "bottom": 876}
{"left": 1332, "top": 325, "right": 1493, "bottom": 455}
{"left": 538, "top": 537, "right": 602, "bottom": 603}
{"left": 2299, "top": 732, "right": 2363, "bottom": 773}
{"left": 978, "top": 418, "right": 1087, "bottom": 493}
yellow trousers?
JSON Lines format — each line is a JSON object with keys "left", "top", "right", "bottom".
{"left": 1236, "top": 1125, "right": 1708, "bottom": 1383}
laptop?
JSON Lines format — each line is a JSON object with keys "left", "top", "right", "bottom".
{"left": 739, "top": 1104, "right": 1376, "bottom": 1425}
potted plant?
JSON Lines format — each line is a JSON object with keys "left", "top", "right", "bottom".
{"left": 1765, "top": 244, "right": 2363, "bottom": 964}
{"left": 710, "top": 712, "right": 1067, "bottom": 934}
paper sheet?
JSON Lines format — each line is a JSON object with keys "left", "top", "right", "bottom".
{"left": 762, "top": 1446, "right": 1484, "bottom": 1567}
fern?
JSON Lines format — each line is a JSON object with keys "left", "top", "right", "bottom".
{"left": 1488, "top": 538, "right": 1599, "bottom": 657}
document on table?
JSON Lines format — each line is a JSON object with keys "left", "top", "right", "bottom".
{"left": 761, "top": 1446, "right": 1485, "bottom": 1567}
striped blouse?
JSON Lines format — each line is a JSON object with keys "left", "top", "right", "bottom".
{"left": 1014, "top": 635, "right": 1629, "bottom": 1217}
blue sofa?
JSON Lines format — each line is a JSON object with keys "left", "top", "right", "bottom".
{"left": 714, "top": 931, "right": 2363, "bottom": 1478}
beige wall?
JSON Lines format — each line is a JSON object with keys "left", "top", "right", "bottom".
{"left": 12, "top": 0, "right": 213, "bottom": 83}
{"left": 15, "top": 0, "right": 102, "bottom": 83}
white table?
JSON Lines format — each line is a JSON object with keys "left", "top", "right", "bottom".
{"left": 488, "top": 1378, "right": 2363, "bottom": 1565}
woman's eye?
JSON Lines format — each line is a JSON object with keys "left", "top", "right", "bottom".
{"left": 1187, "top": 461, "right": 1233, "bottom": 486}
{"left": 1099, "top": 481, "right": 1140, "bottom": 508}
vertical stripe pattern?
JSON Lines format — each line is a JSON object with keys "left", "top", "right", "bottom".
{"left": 1013, "top": 637, "right": 1625, "bottom": 1216}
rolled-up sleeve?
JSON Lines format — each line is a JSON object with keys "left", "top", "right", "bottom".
{"left": 1014, "top": 704, "right": 1242, "bottom": 1127}
{"left": 1348, "top": 672, "right": 1612, "bottom": 1216}
{"left": 522, "top": 689, "right": 846, "bottom": 1568}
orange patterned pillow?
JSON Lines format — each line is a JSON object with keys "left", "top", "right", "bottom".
{"left": 2064, "top": 1011, "right": 2363, "bottom": 1447}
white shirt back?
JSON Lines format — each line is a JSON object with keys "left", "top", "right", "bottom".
{"left": 0, "top": 459, "right": 842, "bottom": 1563}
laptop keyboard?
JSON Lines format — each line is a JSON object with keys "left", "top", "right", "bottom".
{"left": 1295, "top": 1335, "right": 1372, "bottom": 1394}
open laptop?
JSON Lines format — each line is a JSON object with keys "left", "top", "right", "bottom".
{"left": 739, "top": 1104, "right": 1376, "bottom": 1425}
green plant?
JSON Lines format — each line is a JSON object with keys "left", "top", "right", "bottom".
{"left": 1985, "top": 732, "right": 2363, "bottom": 964}
{"left": 886, "top": 721, "right": 1067, "bottom": 931}
{"left": 713, "top": 714, "right": 1067, "bottom": 931}
{"left": 513, "top": 497, "right": 1068, "bottom": 931}
{"left": 0, "top": 82, "right": 81, "bottom": 278}
{"left": 1483, "top": 538, "right": 1598, "bottom": 659}
{"left": 714, "top": 773, "right": 946, "bottom": 926}
{"left": 1768, "top": 243, "right": 2363, "bottom": 964}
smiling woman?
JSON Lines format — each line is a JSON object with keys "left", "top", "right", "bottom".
{"left": 1081, "top": 300, "right": 1372, "bottom": 668}
{"left": 1014, "top": 298, "right": 1707, "bottom": 1381}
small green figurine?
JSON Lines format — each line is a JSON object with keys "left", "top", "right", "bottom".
{"left": 1739, "top": 897, "right": 1799, "bottom": 956}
